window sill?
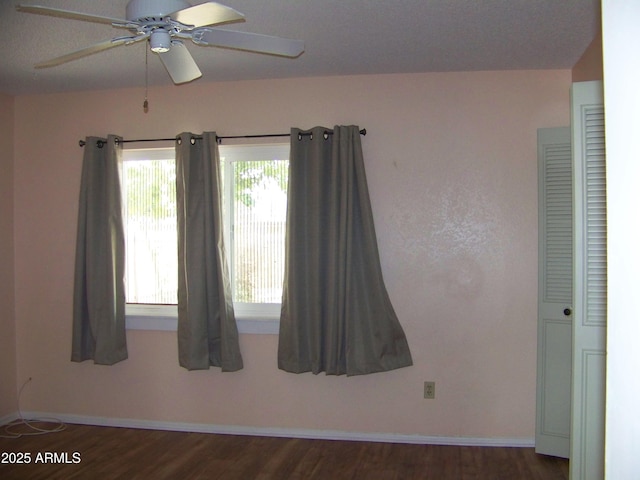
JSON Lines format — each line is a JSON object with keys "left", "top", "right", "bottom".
{"left": 125, "top": 304, "right": 280, "bottom": 334}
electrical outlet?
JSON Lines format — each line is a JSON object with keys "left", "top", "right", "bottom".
{"left": 424, "top": 381, "right": 435, "bottom": 399}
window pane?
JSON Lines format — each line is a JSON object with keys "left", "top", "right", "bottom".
{"left": 122, "top": 157, "right": 178, "bottom": 304}
{"left": 122, "top": 146, "right": 289, "bottom": 310}
{"left": 232, "top": 159, "right": 289, "bottom": 303}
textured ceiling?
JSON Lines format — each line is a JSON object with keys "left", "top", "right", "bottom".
{"left": 0, "top": 0, "right": 600, "bottom": 96}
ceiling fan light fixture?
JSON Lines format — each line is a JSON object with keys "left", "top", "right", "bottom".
{"left": 150, "top": 30, "right": 171, "bottom": 53}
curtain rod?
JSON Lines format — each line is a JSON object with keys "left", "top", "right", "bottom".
{"left": 78, "top": 129, "right": 366, "bottom": 147}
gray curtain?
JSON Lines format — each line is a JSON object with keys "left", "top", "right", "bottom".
{"left": 72, "top": 135, "right": 127, "bottom": 365}
{"left": 175, "top": 132, "right": 243, "bottom": 371}
{"left": 278, "top": 126, "right": 413, "bottom": 375}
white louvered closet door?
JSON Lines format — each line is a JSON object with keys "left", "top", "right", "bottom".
{"left": 536, "top": 127, "right": 572, "bottom": 459}
{"left": 570, "top": 80, "right": 606, "bottom": 480}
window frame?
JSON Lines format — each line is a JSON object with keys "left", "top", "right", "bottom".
{"left": 122, "top": 141, "right": 289, "bottom": 335}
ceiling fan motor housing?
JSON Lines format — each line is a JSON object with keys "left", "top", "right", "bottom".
{"left": 126, "top": 0, "right": 191, "bottom": 22}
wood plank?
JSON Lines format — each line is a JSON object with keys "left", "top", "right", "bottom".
{"left": 0, "top": 423, "right": 569, "bottom": 479}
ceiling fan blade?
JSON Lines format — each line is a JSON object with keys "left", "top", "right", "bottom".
{"left": 193, "top": 29, "right": 304, "bottom": 58}
{"left": 157, "top": 42, "right": 202, "bottom": 84}
{"left": 170, "top": 2, "right": 244, "bottom": 28}
{"left": 16, "top": 4, "right": 127, "bottom": 25}
{"left": 34, "top": 38, "right": 130, "bottom": 68}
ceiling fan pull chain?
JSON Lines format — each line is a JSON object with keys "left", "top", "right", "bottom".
{"left": 143, "top": 45, "right": 149, "bottom": 113}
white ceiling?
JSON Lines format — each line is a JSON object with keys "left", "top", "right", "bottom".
{"left": 0, "top": 0, "right": 600, "bottom": 96}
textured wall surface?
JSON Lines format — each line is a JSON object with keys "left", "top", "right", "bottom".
{"left": 572, "top": 32, "right": 603, "bottom": 82}
{"left": 0, "top": 93, "right": 16, "bottom": 418}
{"left": 12, "top": 70, "right": 570, "bottom": 439}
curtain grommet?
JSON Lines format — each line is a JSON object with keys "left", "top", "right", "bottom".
{"left": 177, "top": 137, "right": 182, "bottom": 145}
{"left": 190, "top": 136, "right": 196, "bottom": 145}
{"left": 323, "top": 131, "right": 329, "bottom": 140}
{"left": 97, "top": 140, "right": 104, "bottom": 149}
{"left": 298, "top": 133, "right": 302, "bottom": 141}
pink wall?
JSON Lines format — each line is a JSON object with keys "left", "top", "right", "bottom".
{"left": 572, "top": 32, "right": 603, "bottom": 82}
{"left": 0, "top": 93, "right": 17, "bottom": 418}
{"left": 12, "top": 70, "right": 570, "bottom": 439}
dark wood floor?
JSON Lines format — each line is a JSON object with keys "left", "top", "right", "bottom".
{"left": 1, "top": 422, "right": 569, "bottom": 479}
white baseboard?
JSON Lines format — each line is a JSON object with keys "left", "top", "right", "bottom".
{"left": 20, "top": 411, "right": 534, "bottom": 448}
{"left": 0, "top": 411, "right": 19, "bottom": 426}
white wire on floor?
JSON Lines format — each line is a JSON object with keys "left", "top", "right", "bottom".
{"left": 0, "top": 377, "right": 66, "bottom": 439}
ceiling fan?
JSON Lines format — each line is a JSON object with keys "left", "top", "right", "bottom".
{"left": 16, "top": 0, "right": 305, "bottom": 84}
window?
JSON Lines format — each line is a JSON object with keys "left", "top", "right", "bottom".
{"left": 122, "top": 143, "right": 289, "bottom": 333}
